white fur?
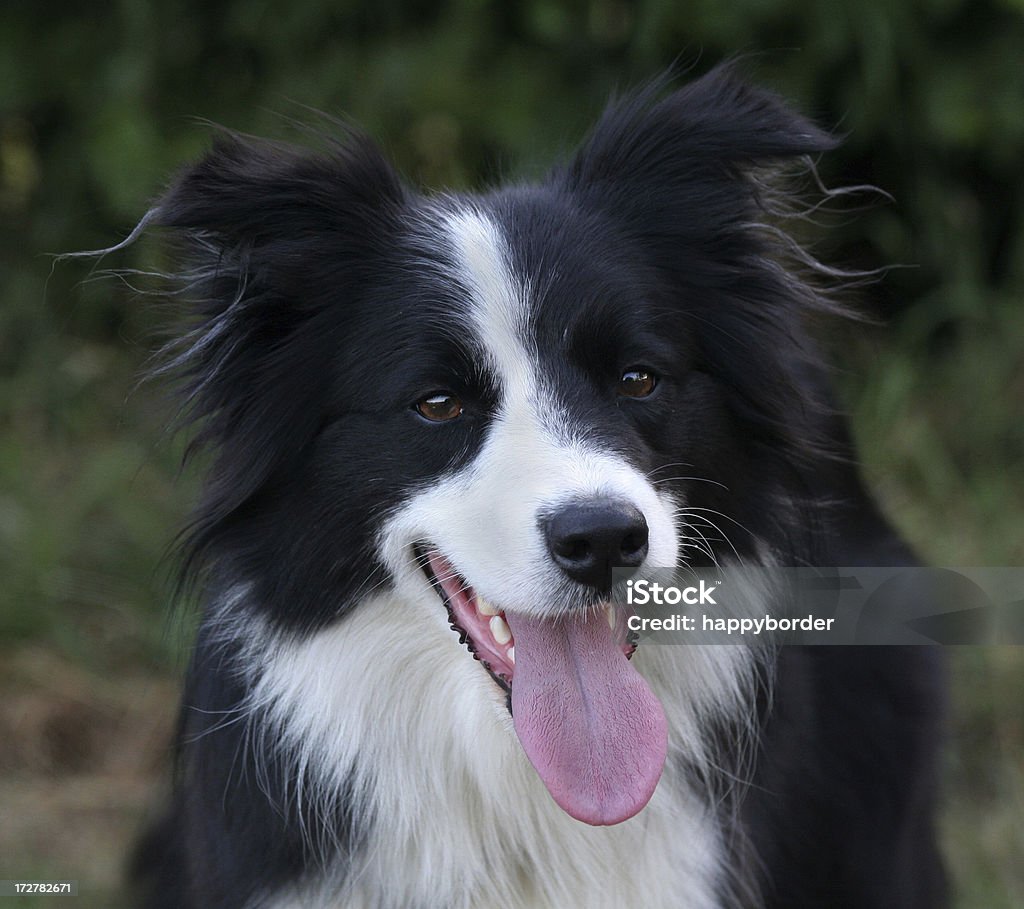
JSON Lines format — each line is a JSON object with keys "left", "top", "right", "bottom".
{"left": 224, "top": 205, "right": 760, "bottom": 907}
{"left": 245, "top": 589, "right": 753, "bottom": 909}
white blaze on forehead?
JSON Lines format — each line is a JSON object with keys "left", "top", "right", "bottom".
{"left": 442, "top": 207, "right": 534, "bottom": 401}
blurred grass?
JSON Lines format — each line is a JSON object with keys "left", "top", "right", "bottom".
{"left": 0, "top": 317, "right": 195, "bottom": 667}
{"left": 0, "top": 648, "right": 177, "bottom": 909}
{"left": 844, "top": 295, "right": 1024, "bottom": 568}
{"left": 942, "top": 650, "right": 1024, "bottom": 909}
{"left": 842, "top": 295, "right": 1024, "bottom": 908}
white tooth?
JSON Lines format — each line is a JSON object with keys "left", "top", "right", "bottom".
{"left": 507, "top": 646, "right": 515, "bottom": 664}
{"left": 490, "top": 615, "right": 511, "bottom": 645}
{"left": 607, "top": 606, "right": 617, "bottom": 630}
{"left": 477, "top": 597, "right": 499, "bottom": 616}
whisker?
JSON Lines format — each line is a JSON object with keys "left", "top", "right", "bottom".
{"left": 650, "top": 475, "right": 730, "bottom": 490}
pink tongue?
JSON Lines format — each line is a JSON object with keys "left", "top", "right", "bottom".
{"left": 505, "top": 610, "right": 667, "bottom": 826}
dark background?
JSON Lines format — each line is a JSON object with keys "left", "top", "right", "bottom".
{"left": 1, "top": 2, "right": 1021, "bottom": 906}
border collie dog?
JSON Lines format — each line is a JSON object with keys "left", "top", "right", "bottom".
{"left": 134, "top": 64, "right": 945, "bottom": 908}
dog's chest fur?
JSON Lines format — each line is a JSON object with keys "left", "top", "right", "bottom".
{"left": 244, "top": 590, "right": 751, "bottom": 909}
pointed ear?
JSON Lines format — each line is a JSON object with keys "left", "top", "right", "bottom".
{"left": 563, "top": 61, "right": 836, "bottom": 196}
{"left": 150, "top": 130, "right": 406, "bottom": 514}
{"left": 559, "top": 64, "right": 843, "bottom": 458}
{"left": 156, "top": 129, "right": 405, "bottom": 277}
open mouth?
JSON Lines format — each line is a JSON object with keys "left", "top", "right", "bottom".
{"left": 420, "top": 549, "right": 636, "bottom": 694}
{"left": 418, "top": 545, "right": 668, "bottom": 827}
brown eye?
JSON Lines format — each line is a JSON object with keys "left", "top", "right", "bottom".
{"left": 415, "top": 393, "right": 464, "bottom": 422}
{"left": 619, "top": 368, "right": 657, "bottom": 398}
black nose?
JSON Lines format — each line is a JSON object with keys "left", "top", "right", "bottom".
{"left": 543, "top": 498, "right": 649, "bottom": 590}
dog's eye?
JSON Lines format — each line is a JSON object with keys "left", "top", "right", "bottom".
{"left": 618, "top": 368, "right": 657, "bottom": 398}
{"left": 415, "top": 393, "right": 464, "bottom": 422}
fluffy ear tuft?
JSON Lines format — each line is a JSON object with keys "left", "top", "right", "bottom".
{"left": 147, "top": 129, "right": 408, "bottom": 573}
{"left": 156, "top": 130, "right": 405, "bottom": 249}
{"left": 563, "top": 61, "right": 836, "bottom": 193}
{"left": 558, "top": 63, "right": 845, "bottom": 461}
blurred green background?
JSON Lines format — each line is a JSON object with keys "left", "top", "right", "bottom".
{"left": 1, "top": 2, "right": 1022, "bottom": 906}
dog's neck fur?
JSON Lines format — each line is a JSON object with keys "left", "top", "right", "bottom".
{"left": 223, "top": 587, "right": 760, "bottom": 909}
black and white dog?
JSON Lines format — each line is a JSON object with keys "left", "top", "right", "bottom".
{"left": 133, "top": 64, "right": 946, "bottom": 908}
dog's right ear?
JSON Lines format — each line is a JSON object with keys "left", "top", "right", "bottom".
{"left": 149, "top": 131, "right": 407, "bottom": 528}
{"left": 156, "top": 129, "right": 405, "bottom": 286}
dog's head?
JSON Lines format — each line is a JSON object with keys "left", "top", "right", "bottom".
{"left": 152, "top": 63, "right": 837, "bottom": 824}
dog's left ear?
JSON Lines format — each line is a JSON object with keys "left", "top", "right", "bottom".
{"left": 559, "top": 63, "right": 841, "bottom": 456}
{"left": 558, "top": 61, "right": 837, "bottom": 277}
{"left": 562, "top": 61, "right": 835, "bottom": 208}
